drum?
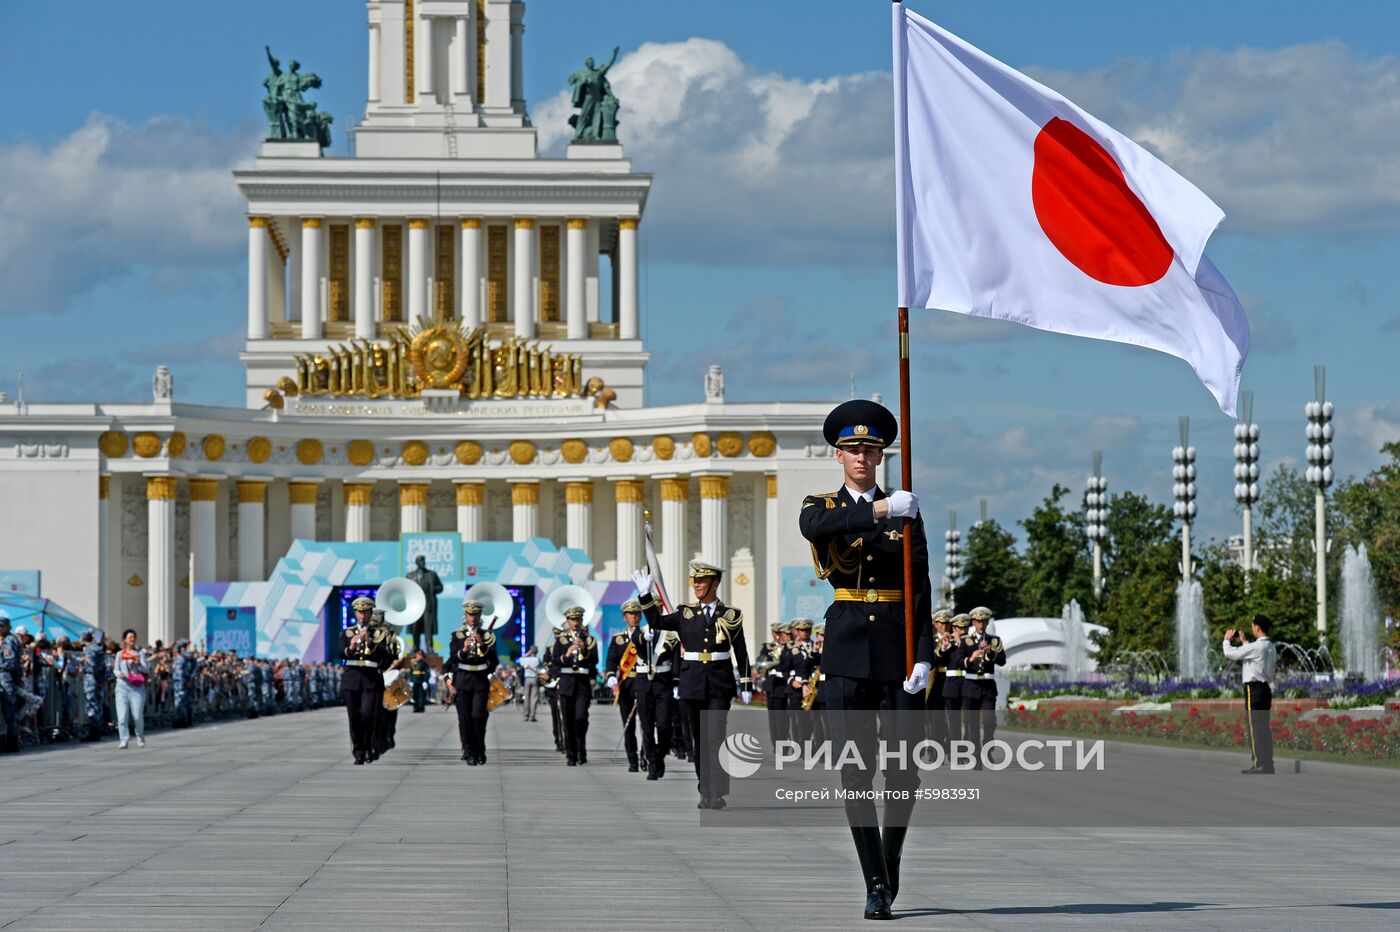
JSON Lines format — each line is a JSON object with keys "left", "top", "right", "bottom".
{"left": 382, "top": 674, "right": 412, "bottom": 711}
{"left": 487, "top": 676, "right": 510, "bottom": 712}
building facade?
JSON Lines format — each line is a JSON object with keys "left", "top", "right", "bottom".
{"left": 0, "top": 0, "right": 867, "bottom": 651}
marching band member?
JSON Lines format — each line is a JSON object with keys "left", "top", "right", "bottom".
{"left": 632, "top": 561, "right": 752, "bottom": 811}
{"left": 449, "top": 601, "right": 498, "bottom": 765}
{"left": 552, "top": 607, "right": 598, "bottom": 766}
{"left": 605, "top": 600, "right": 648, "bottom": 773}
{"left": 341, "top": 597, "right": 392, "bottom": 765}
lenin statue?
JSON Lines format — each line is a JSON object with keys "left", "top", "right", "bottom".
{"left": 407, "top": 555, "right": 443, "bottom": 650}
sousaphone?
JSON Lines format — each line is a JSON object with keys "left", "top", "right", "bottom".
{"left": 464, "top": 581, "right": 514, "bottom": 630}
{"left": 375, "top": 577, "right": 427, "bottom": 629}
{"left": 544, "top": 584, "right": 598, "bottom": 629}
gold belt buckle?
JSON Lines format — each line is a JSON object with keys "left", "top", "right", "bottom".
{"left": 864, "top": 588, "right": 879, "bottom": 603}
{"left": 699, "top": 650, "right": 711, "bottom": 663}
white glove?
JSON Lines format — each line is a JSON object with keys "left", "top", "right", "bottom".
{"left": 606, "top": 675, "right": 618, "bottom": 689}
{"left": 642, "top": 628, "right": 654, "bottom": 642}
{"left": 672, "top": 686, "right": 679, "bottom": 700}
{"left": 741, "top": 690, "right": 752, "bottom": 705}
{"left": 887, "top": 490, "right": 920, "bottom": 519}
{"left": 631, "top": 569, "right": 654, "bottom": 597}
{"left": 902, "top": 661, "right": 931, "bottom": 695}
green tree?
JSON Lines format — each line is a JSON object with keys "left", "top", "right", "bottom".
{"left": 1253, "top": 464, "right": 1343, "bottom": 649}
{"left": 1094, "top": 491, "right": 1179, "bottom": 660}
{"left": 954, "top": 519, "right": 1023, "bottom": 617}
{"left": 1017, "top": 484, "right": 1093, "bottom": 617}
{"left": 1200, "top": 541, "right": 1315, "bottom": 649}
{"left": 1335, "top": 441, "right": 1400, "bottom": 618}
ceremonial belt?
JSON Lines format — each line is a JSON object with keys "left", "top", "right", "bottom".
{"left": 944, "top": 669, "right": 964, "bottom": 678}
{"left": 965, "top": 673, "right": 995, "bottom": 681}
{"left": 461, "top": 664, "right": 489, "bottom": 672}
{"left": 832, "top": 588, "right": 904, "bottom": 603}
{"left": 561, "top": 667, "right": 591, "bottom": 674}
{"left": 933, "top": 667, "right": 947, "bottom": 673}
{"left": 634, "top": 663, "right": 673, "bottom": 674}
{"left": 345, "top": 659, "right": 378, "bottom": 668}
{"left": 682, "top": 650, "right": 730, "bottom": 662}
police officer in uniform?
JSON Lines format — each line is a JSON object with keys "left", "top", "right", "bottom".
{"left": 341, "top": 596, "right": 391, "bottom": 765}
{"left": 799, "top": 399, "right": 935, "bottom": 920}
{"left": 633, "top": 561, "right": 753, "bottom": 811}
{"left": 637, "top": 614, "right": 680, "bottom": 780}
{"left": 449, "top": 601, "right": 498, "bottom": 765}
{"left": 960, "top": 606, "right": 1005, "bottom": 767}
{"left": 0, "top": 615, "right": 21, "bottom": 753}
{"left": 605, "top": 599, "right": 648, "bottom": 772}
{"left": 408, "top": 649, "right": 431, "bottom": 713}
{"left": 552, "top": 607, "right": 598, "bottom": 765}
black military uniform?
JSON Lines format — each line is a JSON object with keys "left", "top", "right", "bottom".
{"left": 551, "top": 608, "right": 598, "bottom": 765}
{"left": 637, "top": 560, "right": 752, "bottom": 810}
{"left": 409, "top": 653, "right": 431, "bottom": 713}
{"left": 756, "top": 623, "right": 791, "bottom": 749}
{"left": 449, "top": 601, "right": 499, "bottom": 765}
{"left": 799, "top": 399, "right": 934, "bottom": 920}
{"left": 636, "top": 623, "right": 679, "bottom": 780}
{"left": 927, "top": 610, "right": 956, "bottom": 748}
{"left": 341, "top": 597, "right": 393, "bottom": 765}
{"left": 960, "top": 607, "right": 1006, "bottom": 767}
{"left": 371, "top": 611, "right": 404, "bottom": 757}
{"left": 785, "top": 620, "right": 820, "bottom": 744}
{"left": 542, "top": 628, "right": 564, "bottom": 753}
{"left": 605, "top": 602, "right": 648, "bottom": 772}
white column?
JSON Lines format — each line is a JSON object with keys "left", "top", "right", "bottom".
{"left": 483, "top": 0, "right": 513, "bottom": 111}
{"left": 400, "top": 483, "right": 428, "bottom": 534}
{"left": 512, "top": 482, "right": 539, "bottom": 540}
{"left": 566, "top": 218, "right": 587, "bottom": 340}
{"left": 300, "top": 218, "right": 323, "bottom": 339}
{"left": 615, "top": 479, "right": 644, "bottom": 580}
{"left": 345, "top": 483, "right": 372, "bottom": 543}
{"left": 407, "top": 218, "right": 430, "bottom": 322}
{"left": 513, "top": 218, "right": 535, "bottom": 338}
{"left": 237, "top": 481, "right": 267, "bottom": 581}
{"left": 368, "top": 24, "right": 381, "bottom": 103}
{"left": 510, "top": 7, "right": 525, "bottom": 110}
{"left": 289, "top": 481, "right": 319, "bottom": 542}
{"left": 699, "top": 475, "right": 729, "bottom": 601}
{"left": 565, "top": 482, "right": 593, "bottom": 552}
{"left": 452, "top": 16, "right": 469, "bottom": 101}
{"left": 146, "top": 477, "right": 177, "bottom": 647}
{"left": 189, "top": 478, "right": 219, "bottom": 590}
{"left": 660, "top": 477, "right": 689, "bottom": 598}
{"left": 457, "top": 482, "right": 485, "bottom": 542}
{"left": 354, "top": 219, "right": 375, "bottom": 339}
{"left": 417, "top": 13, "right": 435, "bottom": 100}
{"left": 460, "top": 219, "right": 482, "bottom": 327}
{"left": 248, "top": 217, "right": 269, "bottom": 340}
{"left": 98, "top": 476, "right": 111, "bottom": 630}
{"left": 765, "top": 474, "right": 779, "bottom": 627}
{"left": 618, "top": 218, "right": 639, "bottom": 339}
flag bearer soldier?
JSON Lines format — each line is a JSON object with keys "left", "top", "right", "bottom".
{"left": 552, "top": 607, "right": 598, "bottom": 766}
{"left": 799, "top": 399, "right": 936, "bottom": 920}
{"left": 449, "top": 601, "right": 498, "bottom": 765}
{"left": 960, "top": 606, "right": 1005, "bottom": 768}
{"left": 633, "top": 561, "right": 752, "bottom": 810}
{"left": 605, "top": 600, "right": 648, "bottom": 772}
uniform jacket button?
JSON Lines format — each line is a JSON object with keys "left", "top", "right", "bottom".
{"left": 866, "top": 555, "right": 873, "bottom": 561}
{"left": 868, "top": 615, "right": 876, "bottom": 622}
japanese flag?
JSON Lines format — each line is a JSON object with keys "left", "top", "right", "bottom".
{"left": 893, "top": 6, "right": 1250, "bottom": 415}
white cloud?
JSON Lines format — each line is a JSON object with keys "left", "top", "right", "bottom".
{"left": 535, "top": 39, "right": 892, "bottom": 267}
{"left": 0, "top": 114, "right": 254, "bottom": 315}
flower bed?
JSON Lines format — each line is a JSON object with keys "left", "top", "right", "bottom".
{"left": 1004, "top": 704, "right": 1400, "bottom": 763}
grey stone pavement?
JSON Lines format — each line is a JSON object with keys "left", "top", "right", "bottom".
{"left": 2, "top": 703, "right": 1398, "bottom": 931}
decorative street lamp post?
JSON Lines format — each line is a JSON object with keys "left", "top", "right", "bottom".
{"left": 1233, "top": 390, "right": 1261, "bottom": 577}
{"left": 1305, "top": 365, "right": 1334, "bottom": 642}
{"left": 943, "top": 511, "right": 962, "bottom": 610}
{"left": 1085, "top": 450, "right": 1108, "bottom": 599}
{"left": 1172, "top": 417, "right": 1197, "bottom": 583}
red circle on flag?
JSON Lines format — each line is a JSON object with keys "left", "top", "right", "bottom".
{"left": 1031, "top": 117, "right": 1173, "bottom": 287}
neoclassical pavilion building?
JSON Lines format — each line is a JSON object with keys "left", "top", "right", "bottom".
{"left": 0, "top": 0, "right": 863, "bottom": 650}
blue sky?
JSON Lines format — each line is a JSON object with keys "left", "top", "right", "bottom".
{"left": 2, "top": 0, "right": 1399, "bottom": 547}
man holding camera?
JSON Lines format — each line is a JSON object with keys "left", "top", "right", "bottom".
{"left": 1223, "top": 615, "right": 1277, "bottom": 775}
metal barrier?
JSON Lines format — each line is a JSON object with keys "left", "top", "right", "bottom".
{"left": 1, "top": 658, "right": 344, "bottom": 751}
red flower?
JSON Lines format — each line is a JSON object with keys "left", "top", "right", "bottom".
{"left": 1018, "top": 704, "right": 1026, "bottom": 711}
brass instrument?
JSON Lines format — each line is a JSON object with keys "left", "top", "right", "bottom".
{"left": 802, "top": 666, "right": 822, "bottom": 711}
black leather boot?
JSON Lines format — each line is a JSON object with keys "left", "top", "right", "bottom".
{"left": 850, "top": 826, "right": 893, "bottom": 919}
{"left": 881, "top": 825, "right": 908, "bottom": 904}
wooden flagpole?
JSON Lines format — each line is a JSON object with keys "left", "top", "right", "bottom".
{"left": 899, "top": 305, "right": 914, "bottom": 677}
